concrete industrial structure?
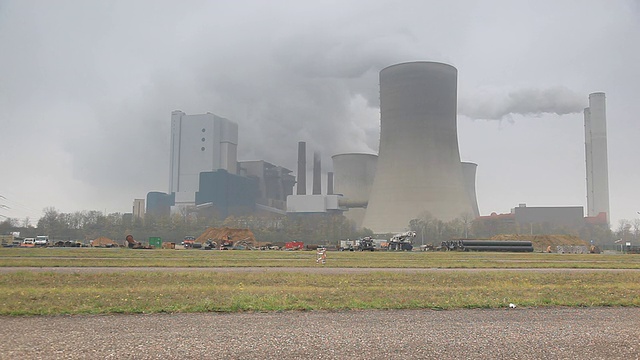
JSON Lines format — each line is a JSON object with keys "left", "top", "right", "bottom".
{"left": 132, "top": 199, "right": 145, "bottom": 220}
{"left": 169, "top": 111, "right": 238, "bottom": 210}
{"left": 196, "top": 169, "right": 259, "bottom": 219}
{"left": 461, "top": 162, "right": 480, "bottom": 218}
{"left": 362, "top": 61, "right": 474, "bottom": 233}
{"left": 296, "top": 142, "right": 306, "bottom": 195}
{"left": 584, "top": 92, "right": 610, "bottom": 223}
{"left": 312, "top": 152, "right": 322, "bottom": 195}
{"left": 331, "top": 153, "right": 378, "bottom": 228}
{"left": 238, "top": 160, "right": 295, "bottom": 211}
{"left": 287, "top": 143, "right": 342, "bottom": 214}
{"left": 146, "top": 191, "right": 174, "bottom": 218}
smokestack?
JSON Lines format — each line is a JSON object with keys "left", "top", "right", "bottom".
{"left": 296, "top": 142, "right": 306, "bottom": 195}
{"left": 584, "top": 92, "right": 610, "bottom": 222}
{"left": 327, "top": 172, "right": 334, "bottom": 195}
{"left": 363, "top": 61, "right": 473, "bottom": 233}
{"left": 313, "top": 152, "right": 321, "bottom": 195}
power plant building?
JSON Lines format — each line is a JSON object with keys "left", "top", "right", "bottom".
{"left": 362, "top": 61, "right": 474, "bottom": 233}
{"left": 584, "top": 93, "right": 610, "bottom": 223}
{"left": 238, "top": 160, "right": 295, "bottom": 211}
{"left": 169, "top": 110, "right": 238, "bottom": 209}
{"left": 195, "top": 169, "right": 259, "bottom": 219}
{"left": 132, "top": 199, "right": 145, "bottom": 219}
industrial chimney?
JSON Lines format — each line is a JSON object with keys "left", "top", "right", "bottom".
{"left": 296, "top": 141, "right": 306, "bottom": 195}
{"left": 312, "top": 152, "right": 321, "bottom": 195}
{"left": 584, "top": 92, "right": 610, "bottom": 222}
{"left": 362, "top": 61, "right": 474, "bottom": 233}
{"left": 327, "top": 172, "right": 334, "bottom": 195}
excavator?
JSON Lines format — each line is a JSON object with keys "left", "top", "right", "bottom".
{"left": 125, "top": 235, "right": 152, "bottom": 249}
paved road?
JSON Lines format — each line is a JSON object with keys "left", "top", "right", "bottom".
{"left": 1, "top": 307, "right": 638, "bottom": 359}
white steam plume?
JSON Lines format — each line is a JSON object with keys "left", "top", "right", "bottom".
{"left": 458, "top": 86, "right": 586, "bottom": 120}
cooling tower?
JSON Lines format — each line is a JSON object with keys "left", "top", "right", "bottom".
{"left": 461, "top": 162, "right": 480, "bottom": 218}
{"left": 584, "top": 92, "right": 610, "bottom": 222}
{"left": 296, "top": 142, "right": 306, "bottom": 195}
{"left": 362, "top": 61, "right": 473, "bottom": 233}
{"left": 332, "top": 153, "right": 378, "bottom": 228}
{"left": 312, "top": 152, "right": 322, "bottom": 195}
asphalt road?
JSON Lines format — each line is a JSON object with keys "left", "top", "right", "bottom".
{"left": 1, "top": 307, "right": 639, "bottom": 359}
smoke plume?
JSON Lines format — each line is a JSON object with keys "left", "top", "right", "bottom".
{"left": 458, "top": 86, "right": 586, "bottom": 120}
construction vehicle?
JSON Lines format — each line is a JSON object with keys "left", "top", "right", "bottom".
{"left": 388, "top": 231, "right": 416, "bottom": 251}
{"left": 182, "top": 236, "right": 196, "bottom": 248}
{"left": 339, "top": 239, "right": 356, "bottom": 251}
{"left": 21, "top": 238, "right": 35, "bottom": 248}
{"left": 285, "top": 241, "right": 304, "bottom": 250}
{"left": 356, "top": 236, "right": 375, "bottom": 251}
{"left": 125, "top": 235, "right": 152, "bottom": 249}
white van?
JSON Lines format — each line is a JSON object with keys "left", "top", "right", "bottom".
{"left": 35, "top": 235, "right": 49, "bottom": 246}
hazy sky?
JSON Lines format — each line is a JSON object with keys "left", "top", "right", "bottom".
{"left": 1, "top": 0, "right": 638, "bottom": 227}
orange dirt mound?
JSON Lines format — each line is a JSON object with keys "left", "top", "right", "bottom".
{"left": 196, "top": 227, "right": 257, "bottom": 247}
{"left": 91, "top": 236, "right": 118, "bottom": 247}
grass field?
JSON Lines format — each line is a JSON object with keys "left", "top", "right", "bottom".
{"left": 2, "top": 247, "right": 640, "bottom": 269}
{"left": 1, "top": 248, "right": 639, "bottom": 315}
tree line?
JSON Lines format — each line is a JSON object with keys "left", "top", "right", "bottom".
{"left": 1, "top": 207, "right": 637, "bottom": 247}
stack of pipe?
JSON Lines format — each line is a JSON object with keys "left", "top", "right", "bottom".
{"left": 441, "top": 240, "right": 533, "bottom": 252}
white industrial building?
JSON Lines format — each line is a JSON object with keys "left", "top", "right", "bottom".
{"left": 169, "top": 110, "right": 238, "bottom": 210}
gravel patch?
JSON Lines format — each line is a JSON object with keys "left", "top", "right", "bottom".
{"left": 1, "top": 307, "right": 638, "bottom": 359}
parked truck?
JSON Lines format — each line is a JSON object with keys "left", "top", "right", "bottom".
{"left": 34, "top": 235, "right": 49, "bottom": 246}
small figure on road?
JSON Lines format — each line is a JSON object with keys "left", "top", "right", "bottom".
{"left": 316, "top": 247, "right": 327, "bottom": 264}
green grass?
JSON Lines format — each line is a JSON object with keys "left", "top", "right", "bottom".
{"left": 1, "top": 248, "right": 639, "bottom": 315}
{"left": 1, "top": 248, "right": 640, "bottom": 269}
{"left": 1, "top": 271, "right": 638, "bottom": 315}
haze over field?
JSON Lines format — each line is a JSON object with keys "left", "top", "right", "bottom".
{"left": 0, "top": 0, "right": 638, "bottom": 226}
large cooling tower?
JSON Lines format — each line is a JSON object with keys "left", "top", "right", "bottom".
{"left": 332, "top": 153, "right": 378, "bottom": 228}
{"left": 584, "top": 92, "right": 610, "bottom": 222}
{"left": 362, "top": 61, "right": 473, "bottom": 233}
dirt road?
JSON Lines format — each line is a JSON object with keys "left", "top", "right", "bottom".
{"left": 1, "top": 307, "right": 638, "bottom": 359}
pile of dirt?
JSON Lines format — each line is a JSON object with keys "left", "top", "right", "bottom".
{"left": 490, "top": 234, "right": 588, "bottom": 251}
{"left": 91, "top": 236, "right": 118, "bottom": 247}
{"left": 196, "top": 227, "right": 257, "bottom": 247}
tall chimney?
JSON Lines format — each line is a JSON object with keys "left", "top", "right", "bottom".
{"left": 313, "top": 152, "right": 322, "bottom": 195}
{"left": 327, "top": 172, "right": 334, "bottom": 195}
{"left": 296, "top": 142, "right": 306, "bottom": 195}
{"left": 584, "top": 92, "right": 610, "bottom": 222}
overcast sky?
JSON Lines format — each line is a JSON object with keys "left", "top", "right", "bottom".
{"left": 1, "top": 0, "right": 638, "bottom": 227}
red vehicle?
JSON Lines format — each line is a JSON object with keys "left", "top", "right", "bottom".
{"left": 284, "top": 241, "right": 304, "bottom": 250}
{"left": 183, "top": 236, "right": 196, "bottom": 248}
